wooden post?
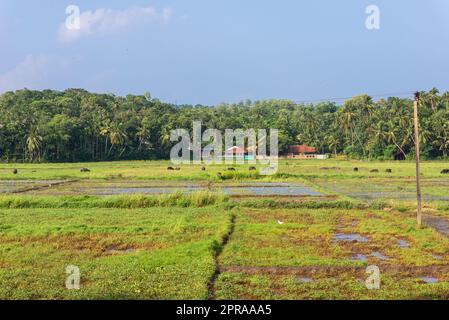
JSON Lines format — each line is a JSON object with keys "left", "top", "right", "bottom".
{"left": 413, "top": 92, "right": 423, "bottom": 228}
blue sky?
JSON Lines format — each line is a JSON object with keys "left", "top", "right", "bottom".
{"left": 0, "top": 0, "right": 448, "bottom": 105}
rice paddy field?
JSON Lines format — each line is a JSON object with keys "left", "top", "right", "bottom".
{"left": 1, "top": 159, "right": 449, "bottom": 300}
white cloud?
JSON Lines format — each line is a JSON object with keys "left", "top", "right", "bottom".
{"left": 58, "top": 6, "right": 173, "bottom": 43}
{"left": 0, "top": 54, "right": 73, "bottom": 93}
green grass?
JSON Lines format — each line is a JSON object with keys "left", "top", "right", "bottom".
{"left": 1, "top": 159, "right": 449, "bottom": 299}
{"left": 2, "top": 159, "right": 449, "bottom": 181}
{"left": 214, "top": 207, "right": 449, "bottom": 299}
{"left": 0, "top": 191, "right": 228, "bottom": 209}
{"left": 215, "top": 272, "right": 449, "bottom": 300}
{"left": 0, "top": 206, "right": 232, "bottom": 299}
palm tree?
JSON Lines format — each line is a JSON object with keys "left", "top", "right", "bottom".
{"left": 26, "top": 132, "right": 42, "bottom": 162}
{"left": 326, "top": 135, "right": 339, "bottom": 156}
{"left": 386, "top": 121, "right": 407, "bottom": 159}
{"left": 108, "top": 123, "right": 127, "bottom": 155}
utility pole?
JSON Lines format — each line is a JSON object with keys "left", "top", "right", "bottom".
{"left": 413, "top": 92, "right": 422, "bottom": 228}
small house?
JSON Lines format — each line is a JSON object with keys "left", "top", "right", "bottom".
{"left": 288, "top": 145, "right": 328, "bottom": 160}
{"left": 225, "top": 146, "right": 245, "bottom": 158}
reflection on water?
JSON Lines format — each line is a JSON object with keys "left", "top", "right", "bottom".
{"left": 72, "top": 184, "right": 322, "bottom": 196}
{"left": 0, "top": 180, "right": 65, "bottom": 193}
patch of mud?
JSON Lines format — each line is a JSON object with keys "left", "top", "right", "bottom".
{"left": 220, "top": 265, "right": 449, "bottom": 278}
{"left": 346, "top": 192, "right": 449, "bottom": 202}
{"left": 319, "top": 180, "right": 449, "bottom": 202}
{"left": 224, "top": 186, "right": 321, "bottom": 196}
{"left": 333, "top": 233, "right": 369, "bottom": 243}
{"left": 0, "top": 180, "right": 68, "bottom": 193}
{"left": 297, "top": 277, "right": 314, "bottom": 283}
{"left": 371, "top": 252, "right": 390, "bottom": 261}
{"left": 47, "top": 181, "right": 322, "bottom": 197}
{"left": 80, "top": 187, "right": 201, "bottom": 195}
{"left": 423, "top": 215, "right": 449, "bottom": 237}
{"left": 398, "top": 240, "right": 410, "bottom": 248}
{"left": 104, "top": 246, "right": 137, "bottom": 255}
{"left": 420, "top": 277, "right": 439, "bottom": 284}
{"left": 351, "top": 254, "right": 367, "bottom": 262}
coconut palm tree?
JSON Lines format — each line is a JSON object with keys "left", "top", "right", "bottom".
{"left": 26, "top": 132, "right": 42, "bottom": 162}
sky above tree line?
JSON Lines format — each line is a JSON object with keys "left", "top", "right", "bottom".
{"left": 0, "top": 0, "right": 449, "bottom": 105}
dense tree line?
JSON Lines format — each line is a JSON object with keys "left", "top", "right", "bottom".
{"left": 0, "top": 88, "right": 448, "bottom": 162}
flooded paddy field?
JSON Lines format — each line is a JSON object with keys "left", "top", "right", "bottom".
{"left": 2, "top": 160, "right": 449, "bottom": 299}
{"left": 312, "top": 177, "right": 449, "bottom": 202}
{"left": 0, "top": 180, "right": 68, "bottom": 193}
{"left": 7, "top": 180, "right": 324, "bottom": 198}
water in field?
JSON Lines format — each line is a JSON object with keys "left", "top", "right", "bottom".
{"left": 351, "top": 254, "right": 368, "bottom": 262}
{"left": 0, "top": 180, "right": 322, "bottom": 197}
{"left": 0, "top": 180, "right": 66, "bottom": 193}
{"left": 423, "top": 215, "right": 449, "bottom": 236}
{"left": 398, "top": 240, "right": 410, "bottom": 248}
{"left": 297, "top": 277, "right": 314, "bottom": 283}
{"left": 371, "top": 252, "right": 390, "bottom": 261}
{"left": 72, "top": 182, "right": 321, "bottom": 196}
{"left": 333, "top": 233, "right": 369, "bottom": 243}
{"left": 420, "top": 277, "right": 439, "bottom": 284}
{"left": 317, "top": 178, "right": 449, "bottom": 202}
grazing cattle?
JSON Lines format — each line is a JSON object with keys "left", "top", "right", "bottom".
{"left": 167, "top": 167, "right": 175, "bottom": 171}
{"left": 441, "top": 169, "right": 449, "bottom": 174}
{"left": 353, "top": 168, "right": 359, "bottom": 172}
{"left": 386, "top": 169, "right": 393, "bottom": 173}
{"left": 370, "top": 169, "right": 379, "bottom": 173}
{"left": 227, "top": 167, "right": 236, "bottom": 171}
{"left": 80, "top": 168, "right": 91, "bottom": 173}
{"left": 175, "top": 167, "right": 181, "bottom": 171}
{"left": 12, "top": 168, "right": 18, "bottom": 174}
{"left": 249, "top": 166, "right": 257, "bottom": 171}
{"left": 201, "top": 167, "right": 206, "bottom": 171}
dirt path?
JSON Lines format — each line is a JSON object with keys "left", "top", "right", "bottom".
{"left": 207, "top": 213, "right": 236, "bottom": 300}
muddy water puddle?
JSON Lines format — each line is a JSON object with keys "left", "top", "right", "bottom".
{"left": 297, "top": 277, "right": 314, "bottom": 283}
{"left": 333, "top": 233, "right": 369, "bottom": 243}
{"left": 423, "top": 215, "right": 449, "bottom": 237}
{"left": 0, "top": 180, "right": 66, "bottom": 193}
{"left": 81, "top": 185, "right": 321, "bottom": 196}
{"left": 351, "top": 254, "right": 368, "bottom": 262}
{"left": 398, "top": 240, "right": 410, "bottom": 248}
{"left": 371, "top": 252, "right": 390, "bottom": 261}
{"left": 14, "top": 180, "right": 322, "bottom": 197}
{"left": 420, "top": 277, "right": 439, "bottom": 284}
{"left": 319, "top": 179, "right": 449, "bottom": 202}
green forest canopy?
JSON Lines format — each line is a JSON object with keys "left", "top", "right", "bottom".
{"left": 0, "top": 88, "right": 448, "bottom": 162}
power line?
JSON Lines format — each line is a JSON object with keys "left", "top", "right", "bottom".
{"left": 294, "top": 91, "right": 415, "bottom": 104}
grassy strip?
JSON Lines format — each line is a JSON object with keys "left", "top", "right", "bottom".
{"left": 237, "top": 198, "right": 369, "bottom": 210}
{"left": 0, "top": 191, "right": 228, "bottom": 209}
